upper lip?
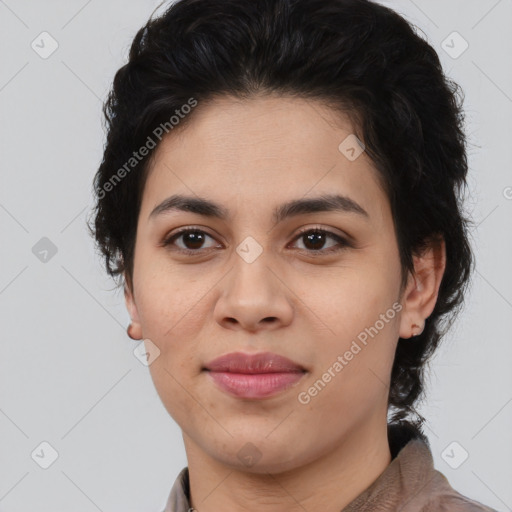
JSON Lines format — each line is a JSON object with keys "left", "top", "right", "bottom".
{"left": 204, "top": 351, "right": 306, "bottom": 374}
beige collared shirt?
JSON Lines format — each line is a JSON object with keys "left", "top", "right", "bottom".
{"left": 161, "top": 424, "right": 497, "bottom": 512}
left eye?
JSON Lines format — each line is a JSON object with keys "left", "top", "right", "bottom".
{"left": 290, "top": 228, "right": 349, "bottom": 254}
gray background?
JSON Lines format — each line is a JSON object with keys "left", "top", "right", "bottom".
{"left": 1, "top": 0, "right": 511, "bottom": 510}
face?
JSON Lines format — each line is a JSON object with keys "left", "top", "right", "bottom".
{"left": 125, "top": 94, "right": 426, "bottom": 473}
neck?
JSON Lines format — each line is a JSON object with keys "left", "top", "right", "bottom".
{"left": 183, "top": 416, "right": 392, "bottom": 512}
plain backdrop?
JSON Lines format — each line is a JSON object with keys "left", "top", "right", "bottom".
{"left": 0, "top": 0, "right": 511, "bottom": 510}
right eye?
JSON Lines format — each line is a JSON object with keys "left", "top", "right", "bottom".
{"left": 161, "top": 227, "right": 222, "bottom": 255}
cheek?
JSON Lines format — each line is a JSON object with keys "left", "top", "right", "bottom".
{"left": 134, "top": 266, "right": 210, "bottom": 346}
{"left": 297, "top": 308, "right": 398, "bottom": 432}
{"left": 296, "top": 260, "right": 401, "bottom": 401}
{"left": 136, "top": 280, "right": 207, "bottom": 421}
{"left": 301, "top": 256, "right": 401, "bottom": 340}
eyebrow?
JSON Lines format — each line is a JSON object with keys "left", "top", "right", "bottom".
{"left": 148, "top": 193, "right": 369, "bottom": 224}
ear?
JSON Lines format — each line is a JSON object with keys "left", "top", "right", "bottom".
{"left": 124, "top": 274, "right": 143, "bottom": 340}
{"left": 398, "top": 236, "right": 446, "bottom": 339}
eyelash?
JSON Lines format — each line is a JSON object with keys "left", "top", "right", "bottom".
{"left": 161, "top": 226, "right": 352, "bottom": 257}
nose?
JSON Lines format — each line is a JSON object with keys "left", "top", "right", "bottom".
{"left": 213, "top": 255, "right": 294, "bottom": 333}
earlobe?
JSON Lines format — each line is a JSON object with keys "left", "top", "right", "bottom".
{"left": 124, "top": 277, "right": 143, "bottom": 340}
{"left": 398, "top": 237, "right": 446, "bottom": 339}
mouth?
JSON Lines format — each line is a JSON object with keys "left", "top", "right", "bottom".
{"left": 203, "top": 351, "right": 307, "bottom": 399}
{"left": 203, "top": 351, "right": 306, "bottom": 373}
{"left": 204, "top": 370, "right": 306, "bottom": 399}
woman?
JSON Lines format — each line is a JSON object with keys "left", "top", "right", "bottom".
{"left": 90, "top": 0, "right": 497, "bottom": 510}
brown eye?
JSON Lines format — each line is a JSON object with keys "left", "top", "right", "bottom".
{"left": 291, "top": 228, "right": 351, "bottom": 254}
{"left": 162, "top": 228, "right": 220, "bottom": 253}
{"left": 302, "top": 231, "right": 329, "bottom": 250}
{"left": 179, "top": 231, "right": 207, "bottom": 250}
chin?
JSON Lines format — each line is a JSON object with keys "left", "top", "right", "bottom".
{"left": 208, "top": 435, "right": 312, "bottom": 475}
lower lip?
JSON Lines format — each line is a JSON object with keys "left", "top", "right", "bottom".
{"left": 206, "top": 371, "right": 305, "bottom": 399}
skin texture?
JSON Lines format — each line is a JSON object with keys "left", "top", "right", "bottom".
{"left": 124, "top": 94, "right": 446, "bottom": 512}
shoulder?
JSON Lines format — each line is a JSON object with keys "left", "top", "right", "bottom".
{"left": 386, "top": 423, "right": 498, "bottom": 512}
{"left": 420, "top": 470, "right": 498, "bottom": 512}
{"left": 424, "top": 494, "right": 499, "bottom": 512}
{"left": 161, "top": 467, "right": 191, "bottom": 512}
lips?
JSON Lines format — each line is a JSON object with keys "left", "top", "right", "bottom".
{"left": 203, "top": 351, "right": 307, "bottom": 399}
{"left": 203, "top": 351, "right": 305, "bottom": 374}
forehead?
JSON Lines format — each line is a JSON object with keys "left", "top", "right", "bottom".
{"left": 140, "top": 94, "right": 390, "bottom": 226}
{"left": 154, "top": 94, "right": 359, "bottom": 169}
